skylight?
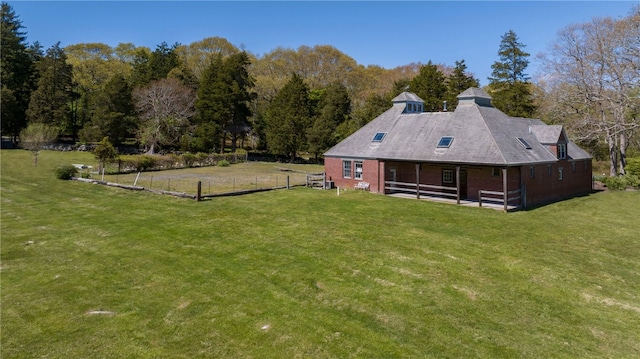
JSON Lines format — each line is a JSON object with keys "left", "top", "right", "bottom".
{"left": 372, "top": 132, "right": 387, "bottom": 142}
{"left": 437, "top": 136, "right": 454, "bottom": 148}
{"left": 516, "top": 137, "right": 532, "bottom": 149}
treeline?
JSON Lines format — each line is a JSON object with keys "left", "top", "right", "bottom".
{"left": 2, "top": 2, "right": 639, "bottom": 174}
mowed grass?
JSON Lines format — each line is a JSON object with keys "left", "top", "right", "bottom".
{"left": 1, "top": 150, "right": 639, "bottom": 358}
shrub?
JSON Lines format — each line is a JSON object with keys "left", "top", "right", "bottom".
{"left": 626, "top": 158, "right": 640, "bottom": 176}
{"left": 138, "top": 155, "right": 156, "bottom": 171}
{"left": 182, "top": 153, "right": 197, "bottom": 167}
{"left": 603, "top": 175, "right": 640, "bottom": 190}
{"left": 217, "top": 159, "right": 230, "bottom": 167}
{"left": 54, "top": 165, "right": 78, "bottom": 180}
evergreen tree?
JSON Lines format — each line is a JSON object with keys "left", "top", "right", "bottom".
{"left": 265, "top": 73, "right": 312, "bottom": 161}
{"left": 131, "top": 42, "right": 180, "bottom": 87}
{"left": 1, "top": 2, "right": 37, "bottom": 140}
{"left": 488, "top": 30, "right": 536, "bottom": 117}
{"left": 26, "top": 43, "right": 78, "bottom": 138}
{"left": 307, "top": 82, "right": 351, "bottom": 162}
{"left": 194, "top": 52, "right": 255, "bottom": 153}
{"left": 82, "top": 74, "right": 136, "bottom": 145}
{"left": 445, "top": 60, "right": 479, "bottom": 110}
{"left": 409, "top": 61, "right": 447, "bottom": 112}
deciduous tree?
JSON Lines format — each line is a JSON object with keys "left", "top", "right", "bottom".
{"left": 19, "top": 122, "right": 58, "bottom": 166}
{"left": 134, "top": 78, "right": 195, "bottom": 154}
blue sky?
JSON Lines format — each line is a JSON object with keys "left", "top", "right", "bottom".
{"left": 8, "top": 1, "right": 636, "bottom": 86}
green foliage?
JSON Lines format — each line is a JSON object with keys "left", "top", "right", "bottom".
{"left": 182, "top": 152, "right": 197, "bottom": 167}
{"left": 217, "top": 159, "right": 230, "bottom": 167}
{"left": 488, "top": 30, "right": 536, "bottom": 117}
{"left": 138, "top": 155, "right": 156, "bottom": 171}
{"left": 93, "top": 137, "right": 118, "bottom": 170}
{"left": 445, "top": 60, "right": 479, "bottom": 110}
{"left": 54, "top": 164, "right": 77, "bottom": 179}
{"left": 410, "top": 60, "right": 447, "bottom": 111}
{"left": 602, "top": 175, "right": 640, "bottom": 190}
{"left": 1, "top": 2, "right": 37, "bottom": 139}
{"left": 625, "top": 157, "right": 640, "bottom": 176}
{"left": 265, "top": 73, "right": 312, "bottom": 161}
{"left": 19, "top": 122, "right": 59, "bottom": 166}
{"left": 26, "top": 42, "right": 79, "bottom": 139}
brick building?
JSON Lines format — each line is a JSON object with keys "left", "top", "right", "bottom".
{"left": 323, "top": 88, "right": 593, "bottom": 210}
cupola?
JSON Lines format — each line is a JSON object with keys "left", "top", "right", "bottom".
{"left": 457, "top": 88, "right": 493, "bottom": 107}
{"left": 392, "top": 92, "right": 424, "bottom": 113}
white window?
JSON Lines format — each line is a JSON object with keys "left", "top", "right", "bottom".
{"left": 442, "top": 169, "right": 453, "bottom": 184}
{"left": 558, "top": 143, "right": 567, "bottom": 159}
{"left": 559, "top": 167, "right": 564, "bottom": 180}
{"left": 530, "top": 166, "right": 535, "bottom": 178}
{"left": 343, "top": 160, "right": 352, "bottom": 178}
{"left": 354, "top": 161, "right": 363, "bottom": 180}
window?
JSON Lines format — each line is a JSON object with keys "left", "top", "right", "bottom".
{"left": 558, "top": 143, "right": 567, "bottom": 159}
{"left": 437, "top": 136, "right": 454, "bottom": 148}
{"left": 354, "top": 161, "right": 363, "bottom": 180}
{"left": 372, "top": 132, "right": 386, "bottom": 142}
{"left": 492, "top": 167, "right": 501, "bottom": 177}
{"left": 343, "top": 160, "right": 352, "bottom": 178}
{"left": 572, "top": 162, "right": 576, "bottom": 172}
{"left": 530, "top": 166, "right": 535, "bottom": 178}
{"left": 516, "top": 137, "right": 532, "bottom": 149}
{"left": 548, "top": 164, "right": 552, "bottom": 176}
{"left": 442, "top": 169, "right": 454, "bottom": 184}
{"left": 558, "top": 167, "right": 563, "bottom": 180}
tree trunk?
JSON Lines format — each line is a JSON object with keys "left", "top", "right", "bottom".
{"left": 607, "top": 134, "right": 618, "bottom": 177}
{"left": 618, "top": 131, "right": 627, "bottom": 175}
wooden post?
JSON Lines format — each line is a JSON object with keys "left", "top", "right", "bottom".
{"left": 197, "top": 181, "right": 202, "bottom": 201}
{"left": 478, "top": 190, "right": 483, "bottom": 207}
{"left": 456, "top": 166, "right": 461, "bottom": 204}
{"left": 323, "top": 172, "right": 326, "bottom": 190}
{"left": 502, "top": 168, "right": 508, "bottom": 211}
{"left": 415, "top": 163, "right": 421, "bottom": 199}
{"left": 286, "top": 175, "right": 290, "bottom": 189}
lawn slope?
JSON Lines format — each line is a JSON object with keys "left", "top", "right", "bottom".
{"left": 2, "top": 150, "right": 639, "bottom": 358}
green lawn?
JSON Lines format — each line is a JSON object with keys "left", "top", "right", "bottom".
{"left": 2, "top": 150, "right": 639, "bottom": 358}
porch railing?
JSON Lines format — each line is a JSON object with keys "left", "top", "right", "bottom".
{"left": 385, "top": 181, "right": 458, "bottom": 199}
{"left": 478, "top": 189, "right": 521, "bottom": 211}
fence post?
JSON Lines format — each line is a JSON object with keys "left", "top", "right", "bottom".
{"left": 287, "top": 175, "right": 290, "bottom": 189}
{"left": 478, "top": 190, "right": 482, "bottom": 207}
{"left": 197, "top": 181, "right": 202, "bottom": 201}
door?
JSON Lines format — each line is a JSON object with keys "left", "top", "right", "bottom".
{"left": 459, "top": 169, "right": 468, "bottom": 199}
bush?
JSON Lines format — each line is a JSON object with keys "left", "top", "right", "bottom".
{"left": 602, "top": 175, "right": 640, "bottom": 190}
{"left": 54, "top": 165, "right": 78, "bottom": 180}
{"left": 626, "top": 158, "right": 640, "bottom": 176}
{"left": 217, "top": 159, "right": 230, "bottom": 167}
{"left": 182, "top": 153, "right": 197, "bottom": 167}
{"left": 138, "top": 155, "right": 156, "bottom": 171}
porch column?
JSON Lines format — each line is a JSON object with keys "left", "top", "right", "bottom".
{"left": 456, "top": 166, "right": 461, "bottom": 204}
{"left": 415, "top": 163, "right": 421, "bottom": 199}
{"left": 502, "top": 168, "right": 508, "bottom": 211}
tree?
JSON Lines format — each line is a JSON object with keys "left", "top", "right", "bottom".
{"left": 19, "top": 122, "right": 58, "bottom": 166}
{"left": 93, "top": 137, "right": 118, "bottom": 173}
{"left": 488, "top": 30, "right": 536, "bottom": 117}
{"left": 307, "top": 82, "right": 351, "bottom": 162}
{"left": 445, "top": 60, "right": 479, "bottom": 110}
{"left": 82, "top": 74, "right": 136, "bottom": 145}
{"left": 26, "top": 43, "right": 79, "bottom": 139}
{"left": 131, "top": 42, "right": 180, "bottom": 87}
{"left": 409, "top": 61, "right": 447, "bottom": 112}
{"left": 1, "top": 2, "right": 37, "bottom": 141}
{"left": 133, "top": 78, "right": 195, "bottom": 154}
{"left": 264, "top": 73, "right": 312, "bottom": 161}
{"left": 541, "top": 7, "right": 640, "bottom": 176}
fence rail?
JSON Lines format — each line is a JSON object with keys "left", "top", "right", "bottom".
{"left": 385, "top": 181, "right": 458, "bottom": 199}
{"left": 478, "top": 189, "right": 521, "bottom": 211}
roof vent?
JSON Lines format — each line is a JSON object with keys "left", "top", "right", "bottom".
{"left": 456, "top": 88, "right": 493, "bottom": 107}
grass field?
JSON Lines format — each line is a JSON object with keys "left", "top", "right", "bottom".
{"left": 2, "top": 150, "right": 639, "bottom": 358}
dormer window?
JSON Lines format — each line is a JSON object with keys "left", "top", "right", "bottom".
{"left": 558, "top": 143, "right": 567, "bottom": 159}
{"left": 405, "top": 102, "right": 423, "bottom": 113}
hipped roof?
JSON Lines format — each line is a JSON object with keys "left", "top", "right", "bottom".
{"left": 324, "top": 88, "right": 591, "bottom": 166}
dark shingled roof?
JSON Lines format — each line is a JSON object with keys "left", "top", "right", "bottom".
{"left": 324, "top": 88, "right": 591, "bottom": 165}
